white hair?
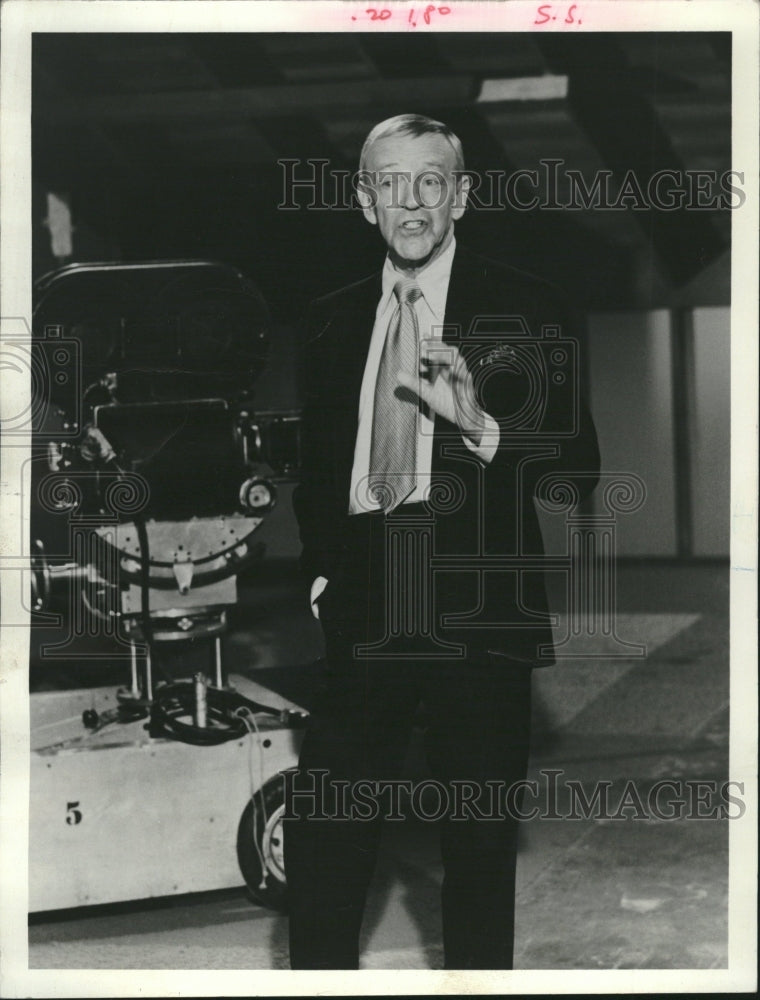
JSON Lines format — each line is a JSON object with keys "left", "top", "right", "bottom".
{"left": 359, "top": 113, "right": 465, "bottom": 174}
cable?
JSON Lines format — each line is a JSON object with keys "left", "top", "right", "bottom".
{"left": 82, "top": 703, "right": 149, "bottom": 734}
{"left": 81, "top": 586, "right": 119, "bottom": 623}
{"left": 149, "top": 681, "right": 285, "bottom": 746}
{"left": 236, "top": 708, "right": 269, "bottom": 891}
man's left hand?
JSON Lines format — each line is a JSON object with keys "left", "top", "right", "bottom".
{"left": 396, "top": 341, "right": 485, "bottom": 447}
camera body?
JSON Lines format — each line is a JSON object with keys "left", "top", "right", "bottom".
{"left": 29, "top": 260, "right": 300, "bottom": 677}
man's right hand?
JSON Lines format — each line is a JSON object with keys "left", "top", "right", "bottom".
{"left": 310, "top": 576, "right": 329, "bottom": 619}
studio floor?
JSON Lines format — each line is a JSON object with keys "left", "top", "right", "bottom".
{"left": 28, "top": 562, "right": 732, "bottom": 970}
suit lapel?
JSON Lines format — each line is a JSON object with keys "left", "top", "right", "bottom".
{"left": 319, "top": 272, "right": 382, "bottom": 487}
{"left": 442, "top": 246, "right": 483, "bottom": 350}
{"left": 328, "top": 272, "right": 382, "bottom": 400}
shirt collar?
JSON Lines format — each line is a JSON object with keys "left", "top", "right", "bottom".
{"left": 381, "top": 236, "right": 456, "bottom": 321}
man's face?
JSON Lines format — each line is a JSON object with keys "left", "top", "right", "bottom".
{"left": 360, "top": 132, "right": 469, "bottom": 273}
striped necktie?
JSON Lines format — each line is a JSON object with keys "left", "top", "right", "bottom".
{"left": 368, "top": 277, "right": 422, "bottom": 511}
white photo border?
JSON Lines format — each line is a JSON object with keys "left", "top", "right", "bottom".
{"left": 1, "top": 1, "right": 757, "bottom": 995}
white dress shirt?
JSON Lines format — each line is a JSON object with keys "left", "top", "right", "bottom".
{"left": 348, "top": 238, "right": 498, "bottom": 515}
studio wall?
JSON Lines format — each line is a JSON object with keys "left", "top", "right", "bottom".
{"left": 587, "top": 308, "right": 730, "bottom": 558}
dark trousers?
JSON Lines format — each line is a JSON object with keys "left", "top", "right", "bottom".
{"left": 284, "top": 637, "right": 533, "bottom": 969}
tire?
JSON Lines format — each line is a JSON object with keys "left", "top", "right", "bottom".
{"left": 236, "top": 775, "right": 288, "bottom": 911}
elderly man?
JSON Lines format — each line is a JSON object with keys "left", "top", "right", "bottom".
{"left": 286, "top": 113, "right": 600, "bottom": 969}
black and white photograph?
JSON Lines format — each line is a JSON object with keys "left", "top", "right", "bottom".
{"left": 0, "top": 0, "right": 757, "bottom": 994}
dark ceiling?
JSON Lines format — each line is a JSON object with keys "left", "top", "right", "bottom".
{"left": 33, "top": 32, "right": 732, "bottom": 321}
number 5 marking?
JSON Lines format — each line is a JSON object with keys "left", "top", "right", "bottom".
{"left": 66, "top": 801, "right": 82, "bottom": 825}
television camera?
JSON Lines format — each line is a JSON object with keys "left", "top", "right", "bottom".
{"left": 28, "top": 260, "right": 305, "bottom": 912}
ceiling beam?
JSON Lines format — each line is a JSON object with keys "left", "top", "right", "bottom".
{"left": 433, "top": 105, "right": 630, "bottom": 308}
{"left": 534, "top": 34, "right": 727, "bottom": 286}
{"left": 37, "top": 77, "right": 480, "bottom": 125}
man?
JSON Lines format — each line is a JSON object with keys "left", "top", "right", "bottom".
{"left": 286, "top": 114, "right": 600, "bottom": 970}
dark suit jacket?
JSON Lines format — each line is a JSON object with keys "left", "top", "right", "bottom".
{"left": 293, "top": 245, "right": 600, "bottom": 665}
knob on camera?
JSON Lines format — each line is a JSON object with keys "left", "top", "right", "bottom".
{"left": 239, "top": 476, "right": 277, "bottom": 514}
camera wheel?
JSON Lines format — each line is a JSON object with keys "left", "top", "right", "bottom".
{"left": 236, "top": 776, "right": 288, "bottom": 911}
